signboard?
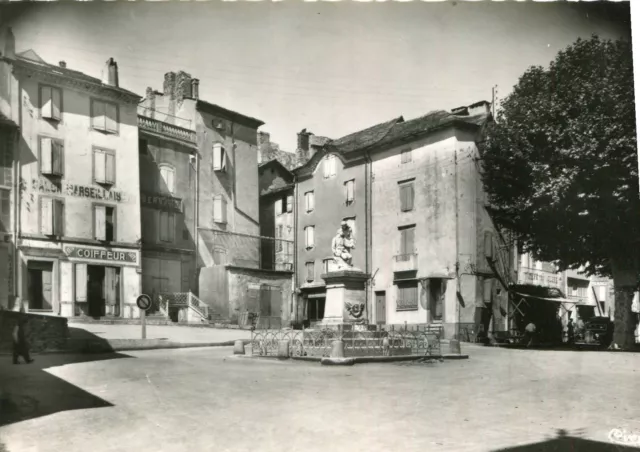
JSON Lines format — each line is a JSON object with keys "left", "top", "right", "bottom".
{"left": 141, "top": 192, "right": 183, "bottom": 212}
{"left": 27, "top": 178, "right": 125, "bottom": 202}
{"left": 136, "top": 294, "right": 152, "bottom": 311}
{"left": 64, "top": 246, "right": 138, "bottom": 264}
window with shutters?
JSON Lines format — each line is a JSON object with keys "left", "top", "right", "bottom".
{"left": 0, "top": 132, "right": 12, "bottom": 187}
{"left": 323, "top": 155, "right": 337, "bottom": 179}
{"left": 401, "top": 149, "right": 412, "bottom": 164}
{"left": 213, "top": 195, "right": 227, "bottom": 224}
{"left": 94, "top": 204, "right": 116, "bottom": 241}
{"left": 345, "top": 180, "right": 355, "bottom": 205}
{"left": 286, "top": 195, "right": 293, "bottom": 213}
{"left": 397, "top": 281, "right": 418, "bottom": 311}
{"left": 0, "top": 189, "right": 9, "bottom": 233}
{"left": 305, "top": 191, "right": 315, "bottom": 213}
{"left": 276, "top": 225, "right": 283, "bottom": 252}
{"left": 39, "top": 137, "right": 64, "bottom": 176}
{"left": 304, "top": 226, "right": 315, "bottom": 249}
{"left": 398, "top": 225, "right": 415, "bottom": 259}
{"left": 398, "top": 180, "right": 415, "bottom": 212}
{"left": 484, "top": 231, "right": 494, "bottom": 259}
{"left": 40, "top": 196, "right": 64, "bottom": 236}
{"left": 93, "top": 147, "right": 116, "bottom": 185}
{"left": 159, "top": 210, "right": 175, "bottom": 243}
{"left": 40, "top": 85, "right": 62, "bottom": 122}
{"left": 305, "top": 261, "right": 315, "bottom": 282}
{"left": 91, "top": 99, "right": 118, "bottom": 134}
{"left": 213, "top": 143, "right": 226, "bottom": 172}
{"left": 159, "top": 165, "right": 175, "bottom": 194}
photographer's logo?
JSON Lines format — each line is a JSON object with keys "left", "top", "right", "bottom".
{"left": 609, "top": 428, "right": 640, "bottom": 446}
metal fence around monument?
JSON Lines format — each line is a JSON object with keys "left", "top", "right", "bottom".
{"left": 249, "top": 325, "right": 442, "bottom": 358}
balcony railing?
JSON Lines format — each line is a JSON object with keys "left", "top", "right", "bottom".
{"left": 393, "top": 253, "right": 418, "bottom": 272}
{"left": 138, "top": 115, "right": 196, "bottom": 144}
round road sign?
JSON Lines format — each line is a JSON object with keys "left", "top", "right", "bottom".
{"left": 136, "top": 294, "right": 152, "bottom": 311}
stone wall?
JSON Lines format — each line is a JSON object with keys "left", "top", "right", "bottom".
{"left": 0, "top": 310, "right": 69, "bottom": 352}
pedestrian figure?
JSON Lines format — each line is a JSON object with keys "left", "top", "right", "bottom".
{"left": 13, "top": 317, "right": 33, "bottom": 365}
{"left": 567, "top": 318, "right": 575, "bottom": 344}
{"left": 524, "top": 322, "right": 536, "bottom": 348}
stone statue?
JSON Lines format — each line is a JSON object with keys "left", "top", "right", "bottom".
{"left": 331, "top": 221, "right": 356, "bottom": 270}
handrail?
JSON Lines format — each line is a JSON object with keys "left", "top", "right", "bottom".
{"left": 138, "top": 115, "right": 197, "bottom": 144}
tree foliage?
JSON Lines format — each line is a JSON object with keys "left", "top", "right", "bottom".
{"left": 480, "top": 36, "right": 639, "bottom": 279}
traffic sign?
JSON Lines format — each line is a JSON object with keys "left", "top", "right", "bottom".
{"left": 136, "top": 294, "right": 152, "bottom": 311}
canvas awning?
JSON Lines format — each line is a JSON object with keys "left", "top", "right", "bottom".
{"left": 508, "top": 291, "right": 577, "bottom": 318}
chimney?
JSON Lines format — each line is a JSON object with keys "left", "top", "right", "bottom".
{"left": 191, "top": 79, "right": 200, "bottom": 99}
{"left": 102, "top": 57, "right": 119, "bottom": 87}
{"left": 175, "top": 71, "right": 192, "bottom": 104}
{"left": 59, "top": 61, "right": 67, "bottom": 68}
{"left": 258, "top": 131, "right": 271, "bottom": 152}
{"left": 163, "top": 72, "right": 176, "bottom": 98}
{"left": 297, "top": 129, "right": 311, "bottom": 152}
{"left": 0, "top": 27, "right": 15, "bottom": 59}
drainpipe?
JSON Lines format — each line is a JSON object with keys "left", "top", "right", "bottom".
{"left": 293, "top": 173, "right": 298, "bottom": 325}
{"left": 365, "top": 151, "right": 373, "bottom": 324}
{"left": 12, "top": 126, "right": 19, "bottom": 310}
{"left": 454, "top": 145, "right": 460, "bottom": 340}
{"left": 194, "top": 138, "right": 200, "bottom": 295}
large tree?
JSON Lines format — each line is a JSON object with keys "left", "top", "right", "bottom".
{"left": 480, "top": 35, "right": 639, "bottom": 349}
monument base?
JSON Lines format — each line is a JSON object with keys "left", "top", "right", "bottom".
{"left": 319, "top": 270, "right": 369, "bottom": 325}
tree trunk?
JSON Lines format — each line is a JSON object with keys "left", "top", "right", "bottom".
{"left": 611, "top": 257, "right": 639, "bottom": 350}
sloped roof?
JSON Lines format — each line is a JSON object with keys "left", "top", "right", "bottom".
{"left": 329, "top": 116, "right": 403, "bottom": 153}
{"left": 6, "top": 49, "right": 140, "bottom": 100}
{"left": 259, "top": 148, "right": 298, "bottom": 171}
{"left": 194, "top": 99, "right": 264, "bottom": 128}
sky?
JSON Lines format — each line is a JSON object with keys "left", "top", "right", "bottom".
{"left": 2, "top": 1, "right": 632, "bottom": 151}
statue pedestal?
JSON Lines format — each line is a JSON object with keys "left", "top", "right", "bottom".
{"left": 320, "top": 270, "right": 369, "bottom": 325}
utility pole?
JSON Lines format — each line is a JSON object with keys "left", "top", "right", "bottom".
{"left": 454, "top": 146, "right": 460, "bottom": 341}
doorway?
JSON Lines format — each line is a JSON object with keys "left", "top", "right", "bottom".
{"left": 375, "top": 291, "right": 386, "bottom": 325}
{"left": 428, "top": 278, "right": 444, "bottom": 322}
{"left": 86, "top": 265, "right": 121, "bottom": 318}
{"left": 307, "top": 296, "right": 325, "bottom": 325}
{"left": 27, "top": 261, "right": 53, "bottom": 311}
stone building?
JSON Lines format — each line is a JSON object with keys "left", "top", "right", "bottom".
{"left": 138, "top": 72, "right": 292, "bottom": 325}
{"left": 294, "top": 102, "right": 516, "bottom": 337}
{"left": 0, "top": 28, "right": 143, "bottom": 318}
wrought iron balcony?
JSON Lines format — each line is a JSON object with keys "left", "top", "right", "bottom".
{"left": 138, "top": 115, "right": 196, "bottom": 144}
{"left": 393, "top": 253, "right": 418, "bottom": 272}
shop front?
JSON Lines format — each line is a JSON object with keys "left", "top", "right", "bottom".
{"left": 19, "top": 240, "right": 141, "bottom": 319}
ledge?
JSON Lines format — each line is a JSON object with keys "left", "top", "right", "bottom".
{"left": 20, "top": 234, "right": 141, "bottom": 250}
{"left": 224, "top": 265, "right": 293, "bottom": 275}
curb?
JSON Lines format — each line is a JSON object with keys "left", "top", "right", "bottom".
{"left": 242, "top": 353, "right": 469, "bottom": 364}
{"left": 320, "top": 357, "right": 355, "bottom": 366}
{"left": 0, "top": 339, "right": 251, "bottom": 355}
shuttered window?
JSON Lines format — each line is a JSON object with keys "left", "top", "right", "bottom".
{"left": 399, "top": 183, "right": 414, "bottom": 212}
{"left": 305, "top": 261, "right": 315, "bottom": 282}
{"left": 345, "top": 180, "right": 355, "bottom": 205}
{"left": 0, "top": 189, "right": 9, "bottom": 233}
{"left": 40, "top": 85, "right": 62, "bottom": 121}
{"left": 213, "top": 196, "right": 227, "bottom": 224}
{"left": 213, "top": 143, "right": 226, "bottom": 171}
{"left": 94, "top": 205, "right": 116, "bottom": 241}
{"left": 92, "top": 99, "right": 118, "bottom": 133}
{"left": 104, "top": 267, "right": 118, "bottom": 306}
{"left": 159, "top": 211, "right": 175, "bottom": 243}
{"left": 40, "top": 197, "right": 64, "bottom": 236}
{"left": 0, "top": 132, "right": 12, "bottom": 187}
{"left": 40, "top": 138, "right": 64, "bottom": 176}
{"left": 159, "top": 165, "right": 175, "bottom": 194}
{"left": 304, "top": 226, "right": 315, "bottom": 249}
{"left": 305, "top": 191, "right": 314, "bottom": 212}
{"left": 94, "top": 148, "right": 116, "bottom": 185}
{"left": 286, "top": 195, "right": 293, "bottom": 213}
{"left": 397, "top": 282, "right": 418, "bottom": 310}
{"left": 323, "top": 155, "right": 336, "bottom": 178}
{"left": 399, "top": 226, "right": 415, "bottom": 256}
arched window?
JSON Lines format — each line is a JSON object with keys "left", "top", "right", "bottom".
{"left": 158, "top": 164, "right": 175, "bottom": 194}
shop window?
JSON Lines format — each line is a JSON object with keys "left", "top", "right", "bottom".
{"left": 93, "top": 147, "right": 116, "bottom": 185}
{"left": 159, "top": 211, "right": 175, "bottom": 243}
{"left": 397, "top": 281, "right": 418, "bottom": 311}
{"left": 94, "top": 204, "right": 116, "bottom": 241}
{"left": 27, "top": 261, "right": 54, "bottom": 311}
{"left": 40, "top": 137, "right": 64, "bottom": 176}
{"left": 40, "top": 85, "right": 62, "bottom": 121}
{"left": 91, "top": 99, "right": 118, "bottom": 134}
{"left": 40, "top": 197, "right": 64, "bottom": 236}
{"left": 399, "top": 180, "right": 415, "bottom": 212}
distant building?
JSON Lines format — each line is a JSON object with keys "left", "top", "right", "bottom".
{"left": 139, "top": 71, "right": 292, "bottom": 326}
{"left": 294, "top": 102, "right": 517, "bottom": 338}
{"left": 0, "top": 27, "right": 143, "bottom": 318}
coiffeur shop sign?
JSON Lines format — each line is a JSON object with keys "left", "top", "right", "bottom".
{"left": 64, "top": 246, "right": 138, "bottom": 264}
{"left": 27, "top": 178, "right": 125, "bottom": 202}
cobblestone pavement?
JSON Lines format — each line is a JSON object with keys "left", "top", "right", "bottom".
{"left": 67, "top": 322, "right": 251, "bottom": 343}
{"left": 1, "top": 345, "right": 639, "bottom": 452}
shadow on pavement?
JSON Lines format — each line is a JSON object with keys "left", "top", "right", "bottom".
{"left": 495, "top": 429, "right": 639, "bottom": 451}
{"left": 0, "top": 328, "right": 133, "bottom": 427}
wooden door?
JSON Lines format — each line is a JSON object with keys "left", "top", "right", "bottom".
{"left": 42, "top": 267, "right": 53, "bottom": 310}
{"left": 375, "top": 291, "right": 386, "bottom": 325}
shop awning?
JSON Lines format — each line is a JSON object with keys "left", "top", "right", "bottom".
{"left": 511, "top": 291, "right": 576, "bottom": 304}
